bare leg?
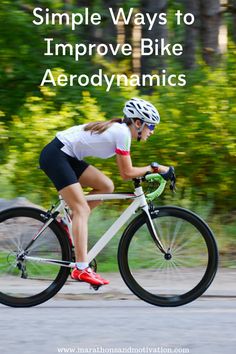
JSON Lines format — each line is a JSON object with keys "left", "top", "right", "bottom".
{"left": 79, "top": 165, "right": 114, "bottom": 210}
{"left": 59, "top": 183, "right": 90, "bottom": 262}
{"left": 59, "top": 166, "right": 114, "bottom": 263}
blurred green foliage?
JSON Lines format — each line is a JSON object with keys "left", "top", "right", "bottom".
{"left": 0, "top": 0, "right": 236, "bottom": 215}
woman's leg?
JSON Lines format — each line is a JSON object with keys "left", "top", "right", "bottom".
{"left": 59, "top": 166, "right": 114, "bottom": 261}
{"left": 79, "top": 165, "right": 114, "bottom": 210}
{"left": 59, "top": 181, "right": 109, "bottom": 285}
{"left": 59, "top": 166, "right": 112, "bottom": 285}
{"left": 59, "top": 182, "right": 90, "bottom": 262}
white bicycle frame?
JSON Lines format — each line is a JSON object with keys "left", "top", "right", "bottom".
{"left": 24, "top": 184, "right": 166, "bottom": 268}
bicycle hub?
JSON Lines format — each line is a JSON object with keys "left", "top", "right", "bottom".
{"left": 164, "top": 252, "right": 172, "bottom": 260}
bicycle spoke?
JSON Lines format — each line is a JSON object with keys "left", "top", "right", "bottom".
{"left": 172, "top": 232, "right": 202, "bottom": 254}
{"left": 0, "top": 210, "right": 71, "bottom": 306}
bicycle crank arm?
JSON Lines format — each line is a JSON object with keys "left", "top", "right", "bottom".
{"left": 24, "top": 256, "right": 75, "bottom": 268}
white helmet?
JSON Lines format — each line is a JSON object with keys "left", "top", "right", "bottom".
{"left": 123, "top": 98, "right": 160, "bottom": 125}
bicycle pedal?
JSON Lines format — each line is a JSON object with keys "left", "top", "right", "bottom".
{"left": 21, "top": 272, "right": 28, "bottom": 279}
{"left": 90, "top": 284, "right": 102, "bottom": 291}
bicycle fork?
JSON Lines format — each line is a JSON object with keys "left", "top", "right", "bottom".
{"left": 137, "top": 187, "right": 171, "bottom": 259}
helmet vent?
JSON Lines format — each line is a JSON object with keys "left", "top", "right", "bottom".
{"left": 142, "top": 112, "right": 150, "bottom": 119}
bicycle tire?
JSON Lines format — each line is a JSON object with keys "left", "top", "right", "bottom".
{"left": 0, "top": 207, "right": 72, "bottom": 307}
{"left": 118, "top": 206, "right": 218, "bottom": 307}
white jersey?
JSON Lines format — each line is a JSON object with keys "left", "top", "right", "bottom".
{"left": 56, "top": 122, "right": 131, "bottom": 160}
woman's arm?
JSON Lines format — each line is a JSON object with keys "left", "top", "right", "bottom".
{"left": 116, "top": 154, "right": 169, "bottom": 180}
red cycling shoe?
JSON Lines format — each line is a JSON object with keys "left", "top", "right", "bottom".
{"left": 71, "top": 267, "right": 109, "bottom": 286}
{"left": 95, "top": 272, "right": 110, "bottom": 285}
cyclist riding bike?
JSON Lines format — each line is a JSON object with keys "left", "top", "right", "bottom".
{"left": 39, "top": 97, "right": 175, "bottom": 286}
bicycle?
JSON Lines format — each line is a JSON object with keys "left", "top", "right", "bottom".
{"left": 0, "top": 173, "right": 218, "bottom": 307}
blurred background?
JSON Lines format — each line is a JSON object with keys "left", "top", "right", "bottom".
{"left": 0, "top": 0, "right": 235, "bottom": 268}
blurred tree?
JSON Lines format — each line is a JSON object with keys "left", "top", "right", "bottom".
{"left": 75, "top": 1, "right": 95, "bottom": 45}
{"left": 229, "top": 0, "right": 236, "bottom": 42}
{"left": 140, "top": 0, "right": 168, "bottom": 75}
{"left": 75, "top": 0, "right": 118, "bottom": 57}
{"left": 183, "top": 0, "right": 221, "bottom": 68}
{"left": 200, "top": 0, "right": 221, "bottom": 65}
{"left": 0, "top": 0, "right": 235, "bottom": 211}
{"left": 101, "top": 0, "right": 119, "bottom": 46}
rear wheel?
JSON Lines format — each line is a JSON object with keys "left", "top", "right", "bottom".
{"left": 0, "top": 207, "right": 72, "bottom": 307}
{"left": 118, "top": 206, "right": 218, "bottom": 307}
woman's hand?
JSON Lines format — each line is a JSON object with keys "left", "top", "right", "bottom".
{"left": 151, "top": 163, "right": 176, "bottom": 190}
{"left": 151, "top": 162, "right": 169, "bottom": 174}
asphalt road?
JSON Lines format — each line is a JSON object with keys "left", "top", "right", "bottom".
{"left": 0, "top": 297, "right": 236, "bottom": 354}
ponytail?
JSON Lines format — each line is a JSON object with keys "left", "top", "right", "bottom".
{"left": 84, "top": 118, "right": 123, "bottom": 134}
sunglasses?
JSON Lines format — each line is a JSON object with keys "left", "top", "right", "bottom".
{"left": 146, "top": 124, "right": 155, "bottom": 131}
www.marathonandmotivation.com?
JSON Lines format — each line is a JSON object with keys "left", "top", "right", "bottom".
{"left": 40, "top": 68, "right": 187, "bottom": 91}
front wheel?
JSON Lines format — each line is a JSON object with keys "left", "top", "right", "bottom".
{"left": 118, "top": 206, "right": 218, "bottom": 307}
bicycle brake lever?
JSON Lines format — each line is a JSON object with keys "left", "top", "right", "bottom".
{"left": 170, "top": 179, "right": 177, "bottom": 193}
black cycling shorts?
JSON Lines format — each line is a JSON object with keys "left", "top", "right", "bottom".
{"left": 39, "top": 137, "right": 89, "bottom": 191}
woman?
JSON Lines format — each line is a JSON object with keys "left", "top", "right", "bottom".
{"left": 39, "top": 97, "right": 172, "bottom": 286}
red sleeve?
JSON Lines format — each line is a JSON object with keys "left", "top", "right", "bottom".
{"left": 115, "top": 148, "right": 130, "bottom": 156}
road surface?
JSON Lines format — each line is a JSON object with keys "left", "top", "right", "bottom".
{"left": 0, "top": 297, "right": 236, "bottom": 354}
